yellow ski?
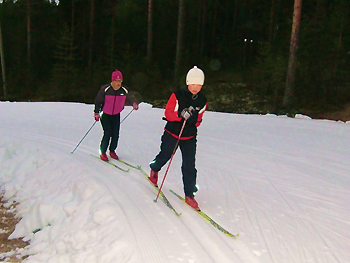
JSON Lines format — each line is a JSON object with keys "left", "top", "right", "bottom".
{"left": 169, "top": 189, "right": 239, "bottom": 238}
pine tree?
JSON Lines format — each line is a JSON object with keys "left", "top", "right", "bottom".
{"left": 51, "top": 24, "right": 78, "bottom": 100}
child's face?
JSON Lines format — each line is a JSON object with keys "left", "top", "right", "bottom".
{"left": 188, "top": 84, "right": 202, "bottom": 95}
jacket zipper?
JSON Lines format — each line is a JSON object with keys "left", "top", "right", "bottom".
{"left": 112, "top": 90, "right": 117, "bottom": 115}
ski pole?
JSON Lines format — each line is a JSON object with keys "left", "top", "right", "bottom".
{"left": 71, "top": 108, "right": 134, "bottom": 154}
{"left": 154, "top": 119, "right": 187, "bottom": 203}
{"left": 120, "top": 108, "right": 134, "bottom": 124}
{"left": 71, "top": 121, "right": 97, "bottom": 154}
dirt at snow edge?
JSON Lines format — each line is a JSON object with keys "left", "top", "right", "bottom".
{"left": 0, "top": 192, "right": 29, "bottom": 262}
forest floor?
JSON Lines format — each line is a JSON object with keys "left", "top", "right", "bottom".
{"left": 0, "top": 104, "right": 349, "bottom": 262}
{"left": 0, "top": 193, "right": 29, "bottom": 262}
{"left": 313, "top": 104, "right": 350, "bottom": 122}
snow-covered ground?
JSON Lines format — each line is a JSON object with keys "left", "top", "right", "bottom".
{"left": 0, "top": 101, "right": 350, "bottom": 263}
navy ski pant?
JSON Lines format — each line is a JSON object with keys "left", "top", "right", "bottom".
{"left": 100, "top": 113, "right": 120, "bottom": 154}
{"left": 150, "top": 131, "right": 197, "bottom": 196}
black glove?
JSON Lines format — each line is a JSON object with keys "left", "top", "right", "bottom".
{"left": 180, "top": 106, "right": 194, "bottom": 120}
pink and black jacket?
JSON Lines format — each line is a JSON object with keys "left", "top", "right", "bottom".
{"left": 94, "top": 84, "right": 137, "bottom": 115}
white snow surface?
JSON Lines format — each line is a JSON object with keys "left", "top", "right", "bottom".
{"left": 0, "top": 101, "right": 350, "bottom": 263}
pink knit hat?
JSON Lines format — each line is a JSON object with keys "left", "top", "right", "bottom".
{"left": 111, "top": 69, "right": 123, "bottom": 81}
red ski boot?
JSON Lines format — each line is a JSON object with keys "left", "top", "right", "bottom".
{"left": 109, "top": 151, "right": 119, "bottom": 160}
{"left": 100, "top": 153, "right": 108, "bottom": 161}
{"left": 148, "top": 169, "right": 158, "bottom": 187}
{"left": 185, "top": 196, "right": 200, "bottom": 211}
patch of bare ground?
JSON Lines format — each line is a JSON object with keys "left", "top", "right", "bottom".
{"left": 308, "top": 104, "right": 350, "bottom": 122}
{"left": 0, "top": 192, "right": 29, "bottom": 262}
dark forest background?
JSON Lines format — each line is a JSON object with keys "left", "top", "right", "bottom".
{"left": 0, "top": 0, "right": 350, "bottom": 116}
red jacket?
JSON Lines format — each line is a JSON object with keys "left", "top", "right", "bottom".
{"left": 164, "top": 89, "right": 207, "bottom": 139}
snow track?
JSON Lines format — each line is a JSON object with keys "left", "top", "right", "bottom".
{"left": 1, "top": 102, "right": 350, "bottom": 262}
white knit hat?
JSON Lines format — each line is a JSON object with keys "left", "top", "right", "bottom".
{"left": 186, "top": 66, "right": 205, "bottom": 85}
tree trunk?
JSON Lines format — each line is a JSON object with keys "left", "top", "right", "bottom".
{"left": 26, "top": 0, "right": 31, "bottom": 67}
{"left": 283, "top": 0, "right": 302, "bottom": 108}
{"left": 71, "top": 0, "right": 75, "bottom": 56}
{"left": 332, "top": 6, "right": 347, "bottom": 78}
{"left": 0, "top": 22, "right": 7, "bottom": 100}
{"left": 232, "top": 0, "right": 238, "bottom": 35}
{"left": 268, "top": 0, "right": 276, "bottom": 43}
{"left": 211, "top": 0, "right": 218, "bottom": 57}
{"left": 198, "top": 0, "right": 207, "bottom": 61}
{"left": 88, "top": 0, "right": 95, "bottom": 73}
{"left": 199, "top": 0, "right": 206, "bottom": 59}
{"left": 196, "top": 0, "right": 202, "bottom": 56}
{"left": 174, "top": 0, "right": 184, "bottom": 87}
{"left": 147, "top": 0, "right": 153, "bottom": 65}
{"left": 110, "top": 15, "right": 115, "bottom": 69}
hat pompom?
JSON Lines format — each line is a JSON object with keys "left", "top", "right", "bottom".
{"left": 111, "top": 69, "right": 123, "bottom": 81}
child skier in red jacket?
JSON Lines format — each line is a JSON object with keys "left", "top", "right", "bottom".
{"left": 149, "top": 66, "right": 207, "bottom": 209}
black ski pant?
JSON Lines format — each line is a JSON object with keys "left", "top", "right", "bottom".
{"left": 100, "top": 113, "right": 120, "bottom": 154}
{"left": 150, "top": 131, "right": 197, "bottom": 197}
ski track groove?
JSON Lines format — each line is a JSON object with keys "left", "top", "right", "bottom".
{"left": 230, "top": 165, "right": 277, "bottom": 263}
{"left": 210, "top": 167, "right": 238, "bottom": 232}
{"left": 281, "top": 158, "right": 350, "bottom": 189}
{"left": 197, "top": 124, "right": 350, "bottom": 263}
{"left": 213, "top": 168, "right": 265, "bottom": 263}
{"left": 216, "top": 165, "right": 239, "bottom": 230}
{"left": 304, "top": 215, "right": 350, "bottom": 242}
{"left": 252, "top": 206, "right": 278, "bottom": 263}
{"left": 0, "top": 128, "right": 78, "bottom": 152}
{"left": 294, "top": 207, "right": 342, "bottom": 263}
{"left": 174, "top": 202, "right": 240, "bottom": 263}
{"left": 241, "top": 171, "right": 280, "bottom": 263}
{"left": 205, "top": 157, "right": 278, "bottom": 263}
{"left": 91, "top": 157, "right": 219, "bottom": 263}
{"left": 254, "top": 159, "right": 313, "bottom": 262}
{"left": 254, "top": 159, "right": 296, "bottom": 212}
{"left": 254, "top": 157, "right": 347, "bottom": 263}
{"left": 142, "top": 181, "right": 218, "bottom": 262}
{"left": 89, "top": 163, "right": 166, "bottom": 263}
{"left": 306, "top": 221, "right": 343, "bottom": 263}
{"left": 174, "top": 213, "right": 217, "bottom": 263}
{"left": 3, "top": 129, "right": 167, "bottom": 262}
{"left": 162, "top": 156, "right": 245, "bottom": 262}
